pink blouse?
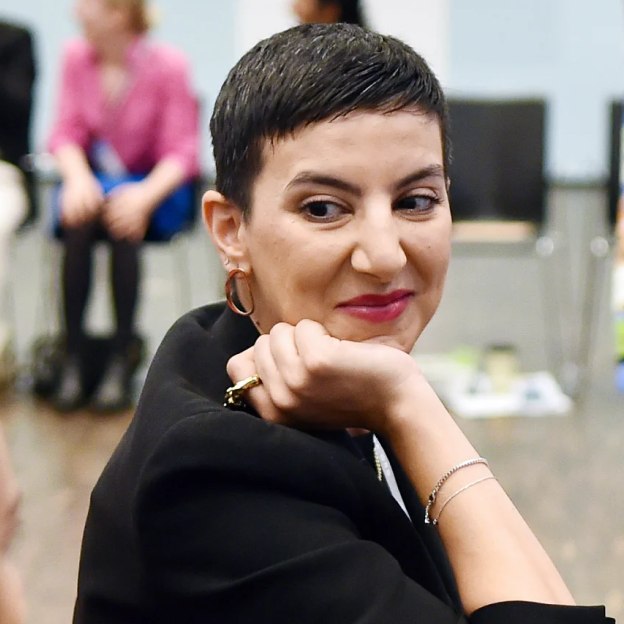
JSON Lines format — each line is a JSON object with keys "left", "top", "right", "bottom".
{"left": 48, "top": 37, "right": 199, "bottom": 181}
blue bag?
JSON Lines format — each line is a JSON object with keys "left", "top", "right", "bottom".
{"left": 52, "top": 172, "right": 195, "bottom": 241}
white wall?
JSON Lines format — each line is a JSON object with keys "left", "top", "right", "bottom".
{"left": 235, "top": 0, "right": 450, "bottom": 83}
{"left": 235, "top": 0, "right": 296, "bottom": 57}
{"left": 365, "top": 0, "right": 449, "bottom": 84}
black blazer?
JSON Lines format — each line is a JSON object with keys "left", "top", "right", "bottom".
{"left": 74, "top": 303, "right": 612, "bottom": 624}
{"left": 0, "top": 19, "right": 36, "bottom": 221}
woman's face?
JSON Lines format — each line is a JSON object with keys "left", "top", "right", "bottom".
{"left": 74, "top": 0, "right": 129, "bottom": 43}
{"left": 238, "top": 110, "right": 452, "bottom": 353}
{"left": 292, "top": 0, "right": 340, "bottom": 24}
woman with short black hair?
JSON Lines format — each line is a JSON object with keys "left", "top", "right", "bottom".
{"left": 73, "top": 24, "right": 612, "bottom": 624}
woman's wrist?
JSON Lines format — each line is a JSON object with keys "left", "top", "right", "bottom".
{"left": 139, "top": 158, "right": 186, "bottom": 210}
{"left": 379, "top": 376, "right": 485, "bottom": 505}
{"left": 56, "top": 144, "right": 93, "bottom": 181}
{"left": 133, "top": 179, "right": 162, "bottom": 214}
{"left": 381, "top": 372, "right": 450, "bottom": 440}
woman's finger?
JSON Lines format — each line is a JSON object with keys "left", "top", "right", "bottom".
{"left": 104, "top": 198, "right": 124, "bottom": 222}
{"left": 253, "top": 334, "right": 301, "bottom": 413}
{"left": 85, "top": 193, "right": 103, "bottom": 215}
{"left": 293, "top": 318, "right": 340, "bottom": 373}
{"left": 227, "top": 347, "right": 256, "bottom": 383}
{"left": 226, "top": 348, "right": 284, "bottom": 423}
{"left": 267, "top": 323, "right": 307, "bottom": 391}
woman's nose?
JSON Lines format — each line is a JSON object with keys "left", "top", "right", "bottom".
{"left": 350, "top": 210, "right": 407, "bottom": 281}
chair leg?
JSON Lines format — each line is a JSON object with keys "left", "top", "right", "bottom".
{"left": 574, "top": 236, "right": 611, "bottom": 395}
{"left": 5, "top": 238, "right": 18, "bottom": 334}
{"left": 535, "top": 235, "right": 571, "bottom": 389}
{"left": 35, "top": 233, "right": 62, "bottom": 338}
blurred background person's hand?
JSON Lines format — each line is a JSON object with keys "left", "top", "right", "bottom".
{"left": 102, "top": 181, "right": 154, "bottom": 243}
{"left": 59, "top": 168, "right": 104, "bottom": 228}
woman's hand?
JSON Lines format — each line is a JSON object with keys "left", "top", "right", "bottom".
{"left": 102, "top": 182, "right": 155, "bottom": 243}
{"left": 60, "top": 172, "right": 104, "bottom": 228}
{"left": 230, "top": 321, "right": 577, "bottom": 613}
{"left": 227, "top": 319, "right": 424, "bottom": 434}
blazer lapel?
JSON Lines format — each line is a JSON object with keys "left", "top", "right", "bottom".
{"left": 310, "top": 430, "right": 460, "bottom": 609}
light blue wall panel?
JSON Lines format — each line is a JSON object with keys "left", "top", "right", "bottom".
{"left": 449, "top": 0, "right": 624, "bottom": 180}
{"left": 5, "top": 0, "right": 624, "bottom": 179}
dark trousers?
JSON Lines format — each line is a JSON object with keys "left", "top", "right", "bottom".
{"left": 62, "top": 219, "right": 140, "bottom": 355}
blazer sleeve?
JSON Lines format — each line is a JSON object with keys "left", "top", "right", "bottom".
{"left": 135, "top": 411, "right": 466, "bottom": 624}
{"left": 134, "top": 412, "right": 613, "bottom": 624}
{"left": 470, "top": 602, "right": 613, "bottom": 624}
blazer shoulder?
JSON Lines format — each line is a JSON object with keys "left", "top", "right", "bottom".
{"left": 143, "top": 408, "right": 357, "bottom": 481}
{"left": 136, "top": 408, "right": 371, "bottom": 518}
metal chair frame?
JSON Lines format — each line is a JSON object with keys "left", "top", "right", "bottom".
{"left": 574, "top": 99, "right": 622, "bottom": 391}
{"left": 447, "top": 98, "right": 573, "bottom": 391}
{"left": 27, "top": 159, "right": 205, "bottom": 340}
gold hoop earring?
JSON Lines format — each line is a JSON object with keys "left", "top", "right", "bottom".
{"left": 225, "top": 269, "right": 255, "bottom": 317}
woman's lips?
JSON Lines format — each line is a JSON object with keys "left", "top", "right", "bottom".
{"left": 336, "top": 290, "right": 414, "bottom": 323}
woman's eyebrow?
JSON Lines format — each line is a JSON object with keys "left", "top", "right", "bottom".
{"left": 394, "top": 165, "right": 446, "bottom": 190}
{"left": 285, "top": 172, "right": 362, "bottom": 196}
{"left": 285, "top": 164, "right": 445, "bottom": 196}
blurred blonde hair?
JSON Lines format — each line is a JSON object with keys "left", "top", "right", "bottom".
{"left": 108, "top": 0, "right": 155, "bottom": 34}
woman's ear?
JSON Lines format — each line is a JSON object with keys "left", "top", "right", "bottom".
{"left": 202, "top": 190, "right": 250, "bottom": 270}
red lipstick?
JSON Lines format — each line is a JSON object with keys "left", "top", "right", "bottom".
{"left": 337, "top": 290, "right": 414, "bottom": 323}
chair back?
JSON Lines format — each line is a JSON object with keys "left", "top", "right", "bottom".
{"left": 608, "top": 99, "right": 623, "bottom": 231}
{"left": 447, "top": 99, "right": 547, "bottom": 228}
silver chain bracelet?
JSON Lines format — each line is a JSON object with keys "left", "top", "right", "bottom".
{"left": 431, "top": 475, "right": 498, "bottom": 526}
{"left": 424, "top": 457, "right": 489, "bottom": 525}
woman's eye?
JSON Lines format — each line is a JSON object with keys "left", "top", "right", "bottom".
{"left": 395, "top": 195, "right": 439, "bottom": 213}
{"left": 301, "top": 201, "right": 346, "bottom": 221}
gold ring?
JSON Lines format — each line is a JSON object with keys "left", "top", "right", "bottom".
{"left": 224, "top": 374, "right": 262, "bottom": 408}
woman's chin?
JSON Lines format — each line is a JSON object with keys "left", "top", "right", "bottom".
{"left": 360, "top": 335, "right": 413, "bottom": 352}
{"left": 322, "top": 321, "right": 416, "bottom": 351}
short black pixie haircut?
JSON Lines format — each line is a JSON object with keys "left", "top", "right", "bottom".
{"left": 320, "top": 0, "right": 366, "bottom": 27}
{"left": 211, "top": 23, "right": 449, "bottom": 215}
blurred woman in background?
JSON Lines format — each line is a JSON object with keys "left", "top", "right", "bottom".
{"left": 292, "top": 0, "right": 366, "bottom": 27}
{"left": 48, "top": 0, "right": 199, "bottom": 413}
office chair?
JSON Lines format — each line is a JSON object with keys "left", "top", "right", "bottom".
{"left": 574, "top": 99, "right": 623, "bottom": 390}
{"left": 25, "top": 160, "right": 206, "bottom": 399}
{"left": 446, "top": 98, "right": 571, "bottom": 389}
